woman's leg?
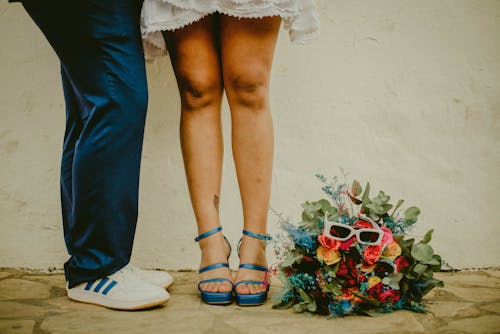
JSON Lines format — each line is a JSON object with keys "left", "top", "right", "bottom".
{"left": 220, "top": 15, "right": 281, "bottom": 294}
{"left": 164, "top": 16, "right": 231, "bottom": 293}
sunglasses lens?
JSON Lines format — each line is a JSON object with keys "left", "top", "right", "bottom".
{"left": 359, "top": 231, "right": 381, "bottom": 243}
{"left": 330, "top": 225, "right": 351, "bottom": 239}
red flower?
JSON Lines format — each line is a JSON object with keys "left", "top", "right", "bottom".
{"left": 378, "top": 289, "right": 401, "bottom": 304}
{"left": 318, "top": 233, "right": 341, "bottom": 250}
{"left": 395, "top": 256, "right": 411, "bottom": 272}
{"left": 363, "top": 245, "right": 383, "bottom": 265}
{"left": 354, "top": 220, "right": 372, "bottom": 229}
{"left": 337, "top": 256, "right": 359, "bottom": 288}
{"left": 367, "top": 282, "right": 384, "bottom": 296}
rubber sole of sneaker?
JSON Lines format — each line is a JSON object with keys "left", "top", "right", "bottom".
{"left": 67, "top": 291, "right": 169, "bottom": 311}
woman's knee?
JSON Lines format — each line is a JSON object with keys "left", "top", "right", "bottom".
{"left": 176, "top": 72, "right": 222, "bottom": 112}
{"left": 225, "top": 69, "right": 269, "bottom": 111}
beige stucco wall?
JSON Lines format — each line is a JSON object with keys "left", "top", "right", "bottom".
{"left": 1, "top": 0, "right": 499, "bottom": 271}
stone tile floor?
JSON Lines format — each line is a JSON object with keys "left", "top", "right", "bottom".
{"left": 0, "top": 269, "right": 499, "bottom": 334}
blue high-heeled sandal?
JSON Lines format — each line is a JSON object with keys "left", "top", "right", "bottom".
{"left": 195, "top": 226, "right": 233, "bottom": 305}
{"left": 234, "top": 230, "right": 272, "bottom": 306}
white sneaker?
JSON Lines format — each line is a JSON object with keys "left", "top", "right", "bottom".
{"left": 66, "top": 268, "right": 170, "bottom": 310}
{"left": 126, "top": 265, "right": 174, "bottom": 289}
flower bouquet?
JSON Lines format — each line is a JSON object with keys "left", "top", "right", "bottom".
{"left": 271, "top": 175, "right": 444, "bottom": 317}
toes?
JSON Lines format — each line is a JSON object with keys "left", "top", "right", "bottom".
{"left": 236, "top": 284, "right": 250, "bottom": 295}
{"left": 222, "top": 281, "right": 233, "bottom": 293}
{"left": 206, "top": 282, "right": 216, "bottom": 292}
{"left": 249, "top": 284, "right": 264, "bottom": 294}
{"left": 200, "top": 281, "right": 233, "bottom": 293}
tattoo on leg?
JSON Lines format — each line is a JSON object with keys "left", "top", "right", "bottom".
{"left": 214, "top": 194, "right": 220, "bottom": 212}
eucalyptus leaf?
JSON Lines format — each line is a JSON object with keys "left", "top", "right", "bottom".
{"left": 307, "top": 301, "right": 317, "bottom": 312}
{"left": 281, "top": 253, "right": 300, "bottom": 267}
{"left": 413, "top": 263, "right": 429, "bottom": 275}
{"left": 404, "top": 206, "right": 421, "bottom": 221}
{"left": 406, "top": 272, "right": 416, "bottom": 280}
{"left": 293, "top": 303, "right": 305, "bottom": 313}
{"left": 352, "top": 179, "right": 362, "bottom": 196}
{"left": 422, "top": 270, "right": 434, "bottom": 280}
{"left": 422, "top": 257, "right": 440, "bottom": 266}
{"left": 422, "top": 229, "right": 433, "bottom": 244}
{"left": 361, "top": 182, "right": 371, "bottom": 209}
{"left": 298, "top": 288, "right": 313, "bottom": 304}
{"left": 373, "top": 191, "right": 390, "bottom": 205}
{"left": 273, "top": 299, "right": 294, "bottom": 310}
{"left": 277, "top": 271, "right": 292, "bottom": 287}
{"left": 404, "top": 238, "right": 416, "bottom": 249}
{"left": 327, "top": 271, "right": 337, "bottom": 278}
{"left": 318, "top": 199, "right": 332, "bottom": 212}
{"left": 366, "top": 203, "right": 384, "bottom": 214}
{"left": 430, "top": 255, "right": 442, "bottom": 272}
{"left": 390, "top": 199, "right": 404, "bottom": 219}
{"left": 411, "top": 243, "right": 434, "bottom": 262}
{"left": 400, "top": 278, "right": 410, "bottom": 294}
{"left": 382, "top": 204, "right": 393, "bottom": 213}
{"left": 382, "top": 273, "right": 403, "bottom": 290}
{"left": 359, "top": 308, "right": 384, "bottom": 317}
{"left": 382, "top": 277, "right": 400, "bottom": 290}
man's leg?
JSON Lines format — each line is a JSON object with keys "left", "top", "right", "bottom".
{"left": 21, "top": 0, "right": 169, "bottom": 309}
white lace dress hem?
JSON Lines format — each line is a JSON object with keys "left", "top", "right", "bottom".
{"left": 141, "top": 0, "right": 319, "bottom": 58}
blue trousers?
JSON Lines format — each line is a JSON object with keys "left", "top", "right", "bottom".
{"left": 22, "top": 0, "right": 148, "bottom": 288}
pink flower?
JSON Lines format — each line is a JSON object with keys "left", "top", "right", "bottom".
{"left": 317, "top": 233, "right": 341, "bottom": 250}
{"left": 363, "top": 245, "right": 383, "bottom": 265}
{"left": 380, "top": 227, "right": 394, "bottom": 247}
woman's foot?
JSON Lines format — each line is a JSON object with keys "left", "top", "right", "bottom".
{"left": 234, "top": 235, "right": 268, "bottom": 295}
{"left": 198, "top": 232, "right": 233, "bottom": 293}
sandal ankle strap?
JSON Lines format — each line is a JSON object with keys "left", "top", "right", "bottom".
{"left": 239, "top": 263, "right": 267, "bottom": 272}
{"left": 199, "top": 262, "right": 229, "bottom": 274}
{"left": 195, "top": 226, "right": 222, "bottom": 242}
{"left": 242, "top": 230, "right": 271, "bottom": 241}
{"left": 237, "top": 230, "right": 271, "bottom": 257}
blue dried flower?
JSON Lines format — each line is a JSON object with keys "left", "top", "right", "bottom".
{"left": 284, "top": 224, "right": 318, "bottom": 252}
{"left": 328, "top": 300, "right": 355, "bottom": 317}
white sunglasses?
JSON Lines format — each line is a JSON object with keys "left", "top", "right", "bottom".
{"left": 323, "top": 214, "right": 384, "bottom": 246}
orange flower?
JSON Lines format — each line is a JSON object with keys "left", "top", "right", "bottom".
{"left": 317, "top": 233, "right": 341, "bottom": 250}
{"left": 363, "top": 245, "right": 383, "bottom": 265}
{"left": 368, "top": 276, "right": 382, "bottom": 288}
{"left": 316, "top": 245, "right": 341, "bottom": 265}
{"left": 382, "top": 241, "right": 402, "bottom": 260}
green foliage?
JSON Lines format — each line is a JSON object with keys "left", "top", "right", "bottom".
{"left": 411, "top": 244, "right": 434, "bottom": 262}
{"left": 382, "top": 273, "right": 403, "bottom": 290}
{"left": 404, "top": 206, "right": 421, "bottom": 221}
{"left": 300, "top": 199, "right": 337, "bottom": 234}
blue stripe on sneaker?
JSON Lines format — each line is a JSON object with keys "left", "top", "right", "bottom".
{"left": 93, "top": 278, "right": 109, "bottom": 293}
{"left": 102, "top": 280, "right": 117, "bottom": 295}
{"left": 84, "top": 280, "right": 96, "bottom": 291}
